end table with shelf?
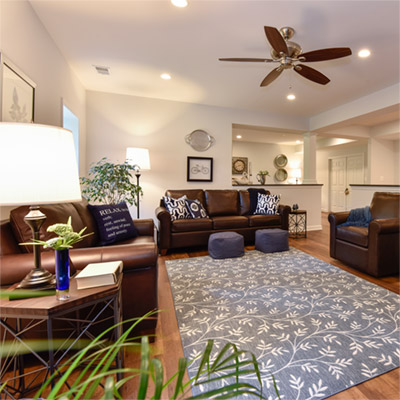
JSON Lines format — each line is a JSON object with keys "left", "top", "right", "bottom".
{"left": 289, "top": 210, "right": 307, "bottom": 238}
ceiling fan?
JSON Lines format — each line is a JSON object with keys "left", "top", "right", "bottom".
{"left": 219, "top": 26, "right": 352, "bottom": 87}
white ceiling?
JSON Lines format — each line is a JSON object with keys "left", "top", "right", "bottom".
{"left": 30, "top": 0, "right": 399, "bottom": 129}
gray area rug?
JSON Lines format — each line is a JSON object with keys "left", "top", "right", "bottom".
{"left": 166, "top": 248, "right": 400, "bottom": 399}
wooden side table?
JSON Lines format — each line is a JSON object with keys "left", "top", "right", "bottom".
{"left": 289, "top": 210, "right": 307, "bottom": 238}
{"left": 0, "top": 276, "right": 123, "bottom": 398}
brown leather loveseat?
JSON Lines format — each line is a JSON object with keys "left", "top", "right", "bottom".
{"left": 0, "top": 200, "right": 158, "bottom": 333}
{"left": 328, "top": 192, "right": 400, "bottom": 277}
{"left": 156, "top": 189, "right": 290, "bottom": 255}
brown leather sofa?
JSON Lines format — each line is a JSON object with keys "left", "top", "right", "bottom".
{"left": 156, "top": 189, "right": 290, "bottom": 255}
{"left": 328, "top": 192, "right": 400, "bottom": 277}
{"left": 0, "top": 200, "right": 158, "bottom": 334}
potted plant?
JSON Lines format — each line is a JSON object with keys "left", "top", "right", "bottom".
{"left": 256, "top": 170, "right": 270, "bottom": 185}
{"left": 80, "top": 157, "right": 142, "bottom": 206}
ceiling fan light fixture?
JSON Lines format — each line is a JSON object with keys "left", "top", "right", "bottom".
{"left": 171, "top": 0, "right": 188, "bottom": 7}
{"left": 358, "top": 49, "right": 371, "bottom": 58}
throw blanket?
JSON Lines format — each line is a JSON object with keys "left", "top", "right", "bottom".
{"left": 339, "top": 206, "right": 372, "bottom": 227}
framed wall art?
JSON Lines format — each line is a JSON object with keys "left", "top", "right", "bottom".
{"left": 0, "top": 53, "right": 36, "bottom": 122}
{"left": 187, "top": 156, "right": 213, "bottom": 182}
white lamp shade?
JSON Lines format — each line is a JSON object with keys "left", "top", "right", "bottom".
{"left": 292, "top": 169, "right": 302, "bottom": 179}
{"left": 0, "top": 123, "right": 82, "bottom": 206}
{"left": 126, "top": 147, "right": 151, "bottom": 170}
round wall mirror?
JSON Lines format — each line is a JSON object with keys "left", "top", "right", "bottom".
{"left": 185, "top": 129, "right": 215, "bottom": 152}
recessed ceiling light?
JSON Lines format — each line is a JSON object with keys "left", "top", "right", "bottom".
{"left": 296, "top": 140, "right": 301, "bottom": 144}
{"left": 161, "top": 73, "right": 172, "bottom": 80}
{"left": 358, "top": 49, "right": 371, "bottom": 58}
{"left": 236, "top": 135, "right": 242, "bottom": 139}
{"left": 171, "top": 0, "right": 188, "bottom": 7}
{"left": 287, "top": 94, "right": 296, "bottom": 101}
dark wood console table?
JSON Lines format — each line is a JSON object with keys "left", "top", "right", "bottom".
{"left": 0, "top": 276, "right": 123, "bottom": 399}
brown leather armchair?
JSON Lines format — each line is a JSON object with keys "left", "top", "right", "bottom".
{"left": 328, "top": 192, "right": 400, "bottom": 277}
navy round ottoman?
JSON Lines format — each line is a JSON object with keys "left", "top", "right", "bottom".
{"left": 208, "top": 232, "right": 244, "bottom": 259}
{"left": 255, "top": 229, "right": 289, "bottom": 253}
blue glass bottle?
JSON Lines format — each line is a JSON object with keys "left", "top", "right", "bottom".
{"left": 55, "top": 249, "right": 70, "bottom": 300}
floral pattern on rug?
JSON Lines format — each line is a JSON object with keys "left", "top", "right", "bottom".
{"left": 166, "top": 248, "right": 400, "bottom": 399}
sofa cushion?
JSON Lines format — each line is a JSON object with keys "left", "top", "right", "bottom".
{"left": 248, "top": 214, "right": 281, "bottom": 227}
{"left": 166, "top": 189, "right": 206, "bottom": 207}
{"left": 163, "top": 196, "right": 190, "bottom": 220}
{"left": 248, "top": 188, "right": 268, "bottom": 215}
{"left": 171, "top": 218, "right": 213, "bottom": 233}
{"left": 185, "top": 198, "right": 208, "bottom": 219}
{"left": 88, "top": 203, "right": 138, "bottom": 246}
{"left": 10, "top": 203, "right": 89, "bottom": 253}
{"left": 336, "top": 226, "right": 369, "bottom": 248}
{"left": 254, "top": 193, "right": 280, "bottom": 215}
{"left": 205, "top": 190, "right": 239, "bottom": 216}
{"left": 212, "top": 216, "right": 249, "bottom": 230}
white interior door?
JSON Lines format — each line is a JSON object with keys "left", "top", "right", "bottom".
{"left": 330, "top": 157, "right": 347, "bottom": 212}
{"left": 329, "top": 154, "right": 364, "bottom": 212}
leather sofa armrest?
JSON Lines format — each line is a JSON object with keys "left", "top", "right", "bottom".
{"left": 155, "top": 206, "right": 171, "bottom": 254}
{"left": 134, "top": 218, "right": 155, "bottom": 237}
{"left": 328, "top": 211, "right": 350, "bottom": 258}
{"left": 278, "top": 205, "right": 291, "bottom": 230}
{"left": 369, "top": 218, "right": 400, "bottom": 235}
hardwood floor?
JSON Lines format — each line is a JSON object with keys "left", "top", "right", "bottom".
{"left": 123, "top": 213, "right": 399, "bottom": 400}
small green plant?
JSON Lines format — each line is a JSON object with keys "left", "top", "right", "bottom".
{"left": 20, "top": 216, "right": 92, "bottom": 250}
{"left": 80, "top": 157, "right": 142, "bottom": 206}
{"left": 258, "top": 170, "right": 269, "bottom": 176}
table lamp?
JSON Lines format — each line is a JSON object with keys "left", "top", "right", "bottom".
{"left": 0, "top": 123, "right": 82, "bottom": 288}
{"left": 126, "top": 147, "right": 151, "bottom": 218}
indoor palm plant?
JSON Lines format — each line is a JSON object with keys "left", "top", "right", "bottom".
{"left": 80, "top": 157, "right": 142, "bottom": 206}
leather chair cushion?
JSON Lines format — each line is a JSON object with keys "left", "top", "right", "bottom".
{"left": 212, "top": 216, "right": 249, "bottom": 230}
{"left": 370, "top": 192, "right": 400, "bottom": 219}
{"left": 171, "top": 218, "right": 213, "bottom": 233}
{"left": 248, "top": 214, "right": 281, "bottom": 227}
{"left": 205, "top": 190, "right": 239, "bottom": 216}
{"left": 336, "top": 226, "right": 369, "bottom": 248}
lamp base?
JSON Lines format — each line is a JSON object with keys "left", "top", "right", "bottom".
{"left": 17, "top": 267, "right": 55, "bottom": 289}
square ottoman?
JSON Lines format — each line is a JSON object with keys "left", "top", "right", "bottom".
{"left": 208, "top": 232, "right": 244, "bottom": 259}
{"left": 255, "top": 229, "right": 289, "bottom": 253}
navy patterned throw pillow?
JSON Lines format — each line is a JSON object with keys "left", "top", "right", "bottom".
{"left": 254, "top": 193, "right": 281, "bottom": 215}
{"left": 163, "top": 196, "right": 191, "bottom": 221}
{"left": 185, "top": 198, "right": 208, "bottom": 219}
{"left": 88, "top": 202, "right": 138, "bottom": 246}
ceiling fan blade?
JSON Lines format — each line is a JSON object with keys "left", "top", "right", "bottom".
{"left": 219, "top": 57, "right": 274, "bottom": 62}
{"left": 260, "top": 67, "right": 283, "bottom": 87}
{"left": 264, "top": 26, "right": 288, "bottom": 55}
{"left": 294, "top": 64, "right": 330, "bottom": 85}
{"left": 300, "top": 47, "right": 352, "bottom": 62}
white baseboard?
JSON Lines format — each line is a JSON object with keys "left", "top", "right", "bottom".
{"left": 307, "top": 225, "right": 322, "bottom": 231}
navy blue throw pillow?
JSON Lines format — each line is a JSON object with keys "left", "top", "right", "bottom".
{"left": 248, "top": 188, "right": 267, "bottom": 215}
{"left": 88, "top": 202, "right": 138, "bottom": 246}
{"left": 185, "top": 198, "right": 208, "bottom": 219}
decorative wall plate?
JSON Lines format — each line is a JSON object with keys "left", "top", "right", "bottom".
{"left": 185, "top": 129, "right": 215, "bottom": 152}
{"left": 275, "top": 168, "right": 288, "bottom": 182}
{"left": 274, "top": 154, "right": 288, "bottom": 168}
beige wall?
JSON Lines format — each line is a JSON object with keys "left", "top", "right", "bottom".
{"left": 86, "top": 90, "right": 307, "bottom": 221}
{"left": 0, "top": 0, "right": 86, "bottom": 221}
{"left": 232, "top": 141, "right": 302, "bottom": 185}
